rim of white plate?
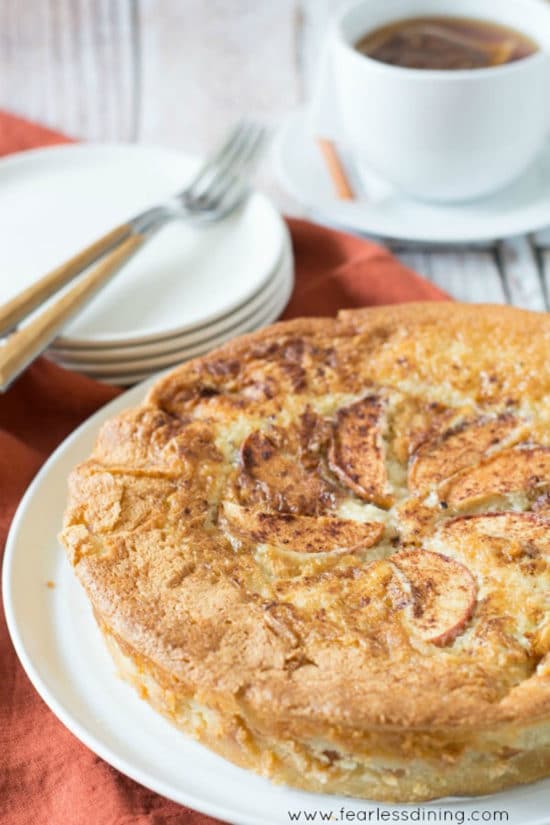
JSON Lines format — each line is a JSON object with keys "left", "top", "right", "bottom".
{"left": 0, "top": 142, "right": 286, "bottom": 346}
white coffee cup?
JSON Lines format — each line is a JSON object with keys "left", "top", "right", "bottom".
{"left": 330, "top": 0, "right": 550, "bottom": 202}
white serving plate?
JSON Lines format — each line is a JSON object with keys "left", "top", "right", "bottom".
{"left": 3, "top": 379, "right": 550, "bottom": 825}
{"left": 0, "top": 143, "right": 285, "bottom": 346}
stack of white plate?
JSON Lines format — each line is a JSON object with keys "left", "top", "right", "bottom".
{"left": 0, "top": 144, "right": 293, "bottom": 385}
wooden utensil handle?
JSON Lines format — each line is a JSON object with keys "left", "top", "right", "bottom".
{"left": 0, "top": 222, "right": 132, "bottom": 337}
{"left": 0, "top": 233, "right": 145, "bottom": 391}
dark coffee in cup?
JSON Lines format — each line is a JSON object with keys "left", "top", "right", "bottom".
{"left": 355, "top": 16, "right": 538, "bottom": 70}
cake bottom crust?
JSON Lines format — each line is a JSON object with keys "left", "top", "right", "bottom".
{"left": 101, "top": 624, "right": 550, "bottom": 803}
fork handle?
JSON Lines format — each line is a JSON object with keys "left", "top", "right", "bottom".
{"left": 0, "top": 222, "right": 132, "bottom": 338}
{"left": 0, "top": 233, "right": 145, "bottom": 392}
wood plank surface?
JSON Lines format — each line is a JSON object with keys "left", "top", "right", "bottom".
{"left": 495, "top": 238, "right": 547, "bottom": 310}
{"left": 0, "top": 0, "right": 548, "bottom": 304}
{"left": 0, "top": 0, "right": 139, "bottom": 141}
{"left": 539, "top": 249, "right": 550, "bottom": 308}
{"left": 396, "top": 248, "right": 506, "bottom": 303}
{"left": 138, "top": 0, "right": 299, "bottom": 150}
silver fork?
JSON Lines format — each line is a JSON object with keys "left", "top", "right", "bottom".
{"left": 132, "top": 120, "right": 268, "bottom": 233}
{"left": 0, "top": 120, "right": 268, "bottom": 391}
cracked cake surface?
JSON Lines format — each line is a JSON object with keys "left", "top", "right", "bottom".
{"left": 60, "top": 303, "right": 550, "bottom": 802}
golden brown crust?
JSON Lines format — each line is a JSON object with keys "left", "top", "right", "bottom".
{"left": 60, "top": 303, "right": 550, "bottom": 801}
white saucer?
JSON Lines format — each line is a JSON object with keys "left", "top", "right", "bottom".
{"left": 4, "top": 380, "right": 550, "bottom": 824}
{"left": 0, "top": 143, "right": 285, "bottom": 346}
{"left": 274, "top": 110, "right": 550, "bottom": 244}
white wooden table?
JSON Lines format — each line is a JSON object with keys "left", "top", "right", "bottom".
{"left": 1, "top": 0, "right": 548, "bottom": 311}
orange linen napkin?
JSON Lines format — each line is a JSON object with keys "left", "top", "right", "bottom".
{"left": 0, "top": 110, "right": 447, "bottom": 825}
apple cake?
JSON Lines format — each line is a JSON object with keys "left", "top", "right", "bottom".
{"left": 60, "top": 303, "right": 550, "bottom": 802}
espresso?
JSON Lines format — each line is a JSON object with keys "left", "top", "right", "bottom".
{"left": 355, "top": 16, "right": 538, "bottom": 70}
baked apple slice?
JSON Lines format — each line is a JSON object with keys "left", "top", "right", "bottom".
{"left": 238, "top": 429, "right": 333, "bottom": 515}
{"left": 221, "top": 501, "right": 384, "bottom": 554}
{"left": 443, "top": 511, "right": 550, "bottom": 555}
{"left": 442, "top": 446, "right": 550, "bottom": 510}
{"left": 390, "top": 549, "right": 477, "bottom": 646}
{"left": 328, "top": 396, "right": 393, "bottom": 508}
{"left": 408, "top": 414, "right": 523, "bottom": 494}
